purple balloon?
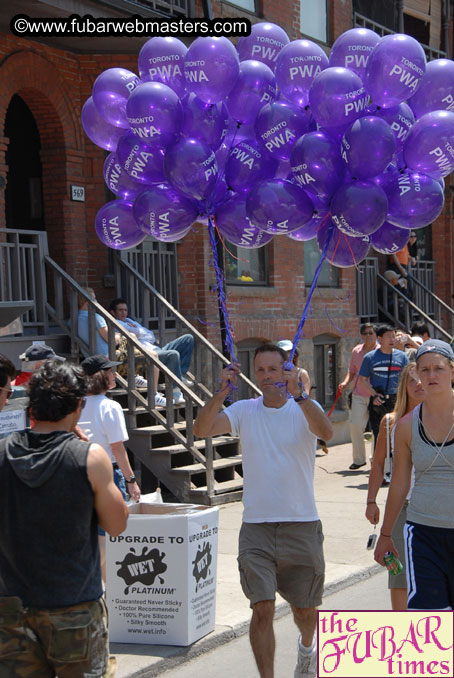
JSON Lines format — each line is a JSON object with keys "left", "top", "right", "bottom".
{"left": 216, "top": 195, "right": 274, "bottom": 248}
{"left": 92, "top": 68, "right": 141, "bottom": 128}
{"left": 103, "top": 153, "right": 143, "bottom": 201}
{"left": 255, "top": 100, "right": 312, "bottom": 161}
{"left": 237, "top": 22, "right": 290, "bottom": 69}
{"left": 184, "top": 37, "right": 239, "bottom": 104}
{"left": 133, "top": 184, "right": 197, "bottom": 240}
{"left": 246, "top": 179, "right": 314, "bottom": 234}
{"left": 290, "top": 131, "right": 346, "bottom": 200}
{"left": 206, "top": 175, "right": 231, "bottom": 211}
{"left": 371, "top": 162, "right": 402, "bottom": 193}
{"left": 226, "top": 60, "right": 277, "bottom": 126}
{"left": 182, "top": 94, "right": 229, "bottom": 150}
{"left": 116, "top": 131, "right": 166, "bottom": 184}
{"left": 386, "top": 170, "right": 444, "bottom": 229}
{"left": 225, "top": 138, "right": 278, "bottom": 193}
{"left": 138, "top": 37, "right": 187, "bottom": 97}
{"left": 341, "top": 116, "right": 396, "bottom": 179}
{"left": 126, "top": 82, "right": 182, "bottom": 149}
{"left": 95, "top": 200, "right": 146, "bottom": 250}
{"left": 329, "top": 28, "right": 380, "bottom": 80}
{"left": 309, "top": 67, "right": 369, "bottom": 132}
{"left": 374, "top": 103, "right": 415, "bottom": 150}
{"left": 403, "top": 110, "right": 454, "bottom": 178}
{"left": 317, "top": 220, "right": 370, "bottom": 268}
{"left": 409, "top": 59, "right": 454, "bottom": 119}
{"left": 275, "top": 40, "right": 329, "bottom": 108}
{"left": 370, "top": 220, "right": 410, "bottom": 254}
{"left": 331, "top": 180, "right": 388, "bottom": 237}
{"left": 287, "top": 196, "right": 330, "bottom": 242}
{"left": 364, "top": 34, "right": 426, "bottom": 108}
{"left": 81, "top": 97, "right": 125, "bottom": 151}
{"left": 164, "top": 138, "right": 219, "bottom": 202}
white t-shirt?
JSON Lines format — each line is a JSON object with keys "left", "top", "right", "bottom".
{"left": 79, "top": 394, "right": 128, "bottom": 463}
{"left": 225, "top": 396, "right": 321, "bottom": 523}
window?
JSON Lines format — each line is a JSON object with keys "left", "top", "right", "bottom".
{"left": 304, "top": 239, "right": 339, "bottom": 287}
{"left": 225, "top": 245, "right": 269, "bottom": 286}
{"left": 313, "top": 334, "right": 338, "bottom": 408}
{"left": 300, "top": 0, "right": 327, "bottom": 42}
{"left": 236, "top": 338, "right": 265, "bottom": 399}
{"left": 225, "top": 0, "right": 255, "bottom": 10}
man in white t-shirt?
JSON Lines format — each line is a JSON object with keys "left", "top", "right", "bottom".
{"left": 193, "top": 343, "right": 333, "bottom": 678}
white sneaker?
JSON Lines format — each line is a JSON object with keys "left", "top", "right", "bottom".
{"left": 135, "top": 374, "right": 147, "bottom": 387}
{"left": 294, "top": 636, "right": 317, "bottom": 678}
{"left": 153, "top": 392, "right": 166, "bottom": 407}
{"left": 182, "top": 376, "right": 194, "bottom": 387}
{"left": 173, "top": 390, "right": 185, "bottom": 405}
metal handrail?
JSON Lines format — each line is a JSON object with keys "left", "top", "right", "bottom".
{"left": 410, "top": 273, "right": 454, "bottom": 320}
{"left": 378, "top": 273, "right": 452, "bottom": 342}
{"left": 43, "top": 254, "right": 219, "bottom": 492}
{"left": 114, "top": 257, "right": 262, "bottom": 398}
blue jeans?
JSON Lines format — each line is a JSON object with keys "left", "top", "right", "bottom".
{"left": 156, "top": 334, "right": 194, "bottom": 383}
{"left": 98, "top": 465, "right": 127, "bottom": 536}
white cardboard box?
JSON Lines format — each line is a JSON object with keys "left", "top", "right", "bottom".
{"left": 106, "top": 502, "right": 219, "bottom": 646}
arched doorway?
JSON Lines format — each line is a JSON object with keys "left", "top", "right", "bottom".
{"left": 5, "top": 94, "right": 44, "bottom": 231}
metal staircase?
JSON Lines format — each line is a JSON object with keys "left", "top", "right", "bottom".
{"left": 0, "top": 228, "right": 261, "bottom": 504}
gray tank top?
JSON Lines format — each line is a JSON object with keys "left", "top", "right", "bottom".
{"left": 407, "top": 404, "right": 454, "bottom": 529}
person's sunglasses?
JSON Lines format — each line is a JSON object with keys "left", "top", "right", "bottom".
{"left": 362, "top": 332, "right": 375, "bottom": 336}
{"left": 0, "top": 387, "right": 13, "bottom": 398}
{"left": 80, "top": 397, "right": 87, "bottom": 410}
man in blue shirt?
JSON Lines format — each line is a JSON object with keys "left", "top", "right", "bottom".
{"left": 359, "top": 324, "right": 409, "bottom": 447}
{"left": 77, "top": 287, "right": 121, "bottom": 356}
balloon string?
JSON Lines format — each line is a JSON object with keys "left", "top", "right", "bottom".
{"left": 286, "top": 217, "right": 335, "bottom": 367}
{"left": 207, "top": 215, "right": 237, "bottom": 362}
{"left": 340, "top": 231, "right": 363, "bottom": 271}
{"left": 214, "top": 220, "right": 249, "bottom": 263}
{"left": 327, "top": 387, "right": 342, "bottom": 417}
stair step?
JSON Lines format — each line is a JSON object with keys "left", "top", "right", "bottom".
{"left": 171, "top": 455, "right": 242, "bottom": 475}
{"left": 190, "top": 478, "right": 244, "bottom": 495}
{"left": 131, "top": 422, "right": 187, "bottom": 435}
{"left": 150, "top": 436, "right": 234, "bottom": 455}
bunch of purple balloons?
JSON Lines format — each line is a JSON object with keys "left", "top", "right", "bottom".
{"left": 82, "top": 23, "right": 454, "bottom": 267}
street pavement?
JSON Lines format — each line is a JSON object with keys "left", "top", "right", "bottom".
{"left": 113, "top": 440, "right": 389, "bottom": 678}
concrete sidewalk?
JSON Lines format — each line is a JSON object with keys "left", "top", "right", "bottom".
{"left": 113, "top": 442, "right": 388, "bottom": 678}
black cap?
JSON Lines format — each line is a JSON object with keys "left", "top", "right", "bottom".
{"left": 80, "top": 354, "right": 122, "bottom": 376}
{"left": 415, "top": 339, "right": 454, "bottom": 362}
{"left": 19, "top": 344, "right": 65, "bottom": 362}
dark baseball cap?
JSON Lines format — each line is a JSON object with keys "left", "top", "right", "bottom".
{"left": 19, "top": 344, "right": 65, "bottom": 362}
{"left": 415, "top": 339, "right": 454, "bottom": 362}
{"left": 80, "top": 354, "right": 122, "bottom": 376}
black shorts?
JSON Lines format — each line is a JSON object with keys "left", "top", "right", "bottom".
{"left": 405, "top": 521, "right": 454, "bottom": 610}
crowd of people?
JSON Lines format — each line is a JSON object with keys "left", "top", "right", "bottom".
{"left": 0, "top": 312, "right": 453, "bottom": 677}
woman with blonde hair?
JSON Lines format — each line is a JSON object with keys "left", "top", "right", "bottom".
{"left": 366, "top": 362, "right": 424, "bottom": 609}
{"left": 375, "top": 340, "right": 454, "bottom": 610}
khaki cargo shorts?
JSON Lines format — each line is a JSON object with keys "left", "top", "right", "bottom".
{"left": 238, "top": 520, "right": 325, "bottom": 609}
{"left": 0, "top": 596, "right": 115, "bottom": 678}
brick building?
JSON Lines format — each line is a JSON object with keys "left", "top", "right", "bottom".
{"left": 0, "top": 0, "right": 453, "bottom": 413}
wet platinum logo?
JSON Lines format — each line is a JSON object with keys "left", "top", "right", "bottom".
{"left": 192, "top": 541, "right": 213, "bottom": 592}
{"left": 116, "top": 547, "right": 167, "bottom": 594}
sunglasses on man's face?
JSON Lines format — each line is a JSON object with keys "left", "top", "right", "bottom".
{"left": 362, "top": 332, "right": 375, "bottom": 336}
{"left": 80, "top": 398, "right": 87, "bottom": 410}
{"left": 0, "top": 387, "right": 13, "bottom": 398}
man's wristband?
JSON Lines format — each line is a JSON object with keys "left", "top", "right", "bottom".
{"left": 294, "top": 392, "right": 309, "bottom": 403}
{"left": 367, "top": 501, "right": 377, "bottom": 505}
{"left": 125, "top": 475, "right": 136, "bottom": 484}
{"left": 380, "top": 531, "right": 392, "bottom": 538}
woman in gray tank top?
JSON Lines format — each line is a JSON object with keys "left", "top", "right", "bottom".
{"left": 374, "top": 339, "right": 454, "bottom": 610}
{"left": 366, "top": 362, "right": 424, "bottom": 610}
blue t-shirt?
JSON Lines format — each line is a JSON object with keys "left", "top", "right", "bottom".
{"left": 359, "top": 348, "right": 409, "bottom": 395}
{"left": 77, "top": 310, "right": 108, "bottom": 356}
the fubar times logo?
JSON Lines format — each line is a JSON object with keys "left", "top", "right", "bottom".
{"left": 318, "top": 611, "right": 453, "bottom": 677}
